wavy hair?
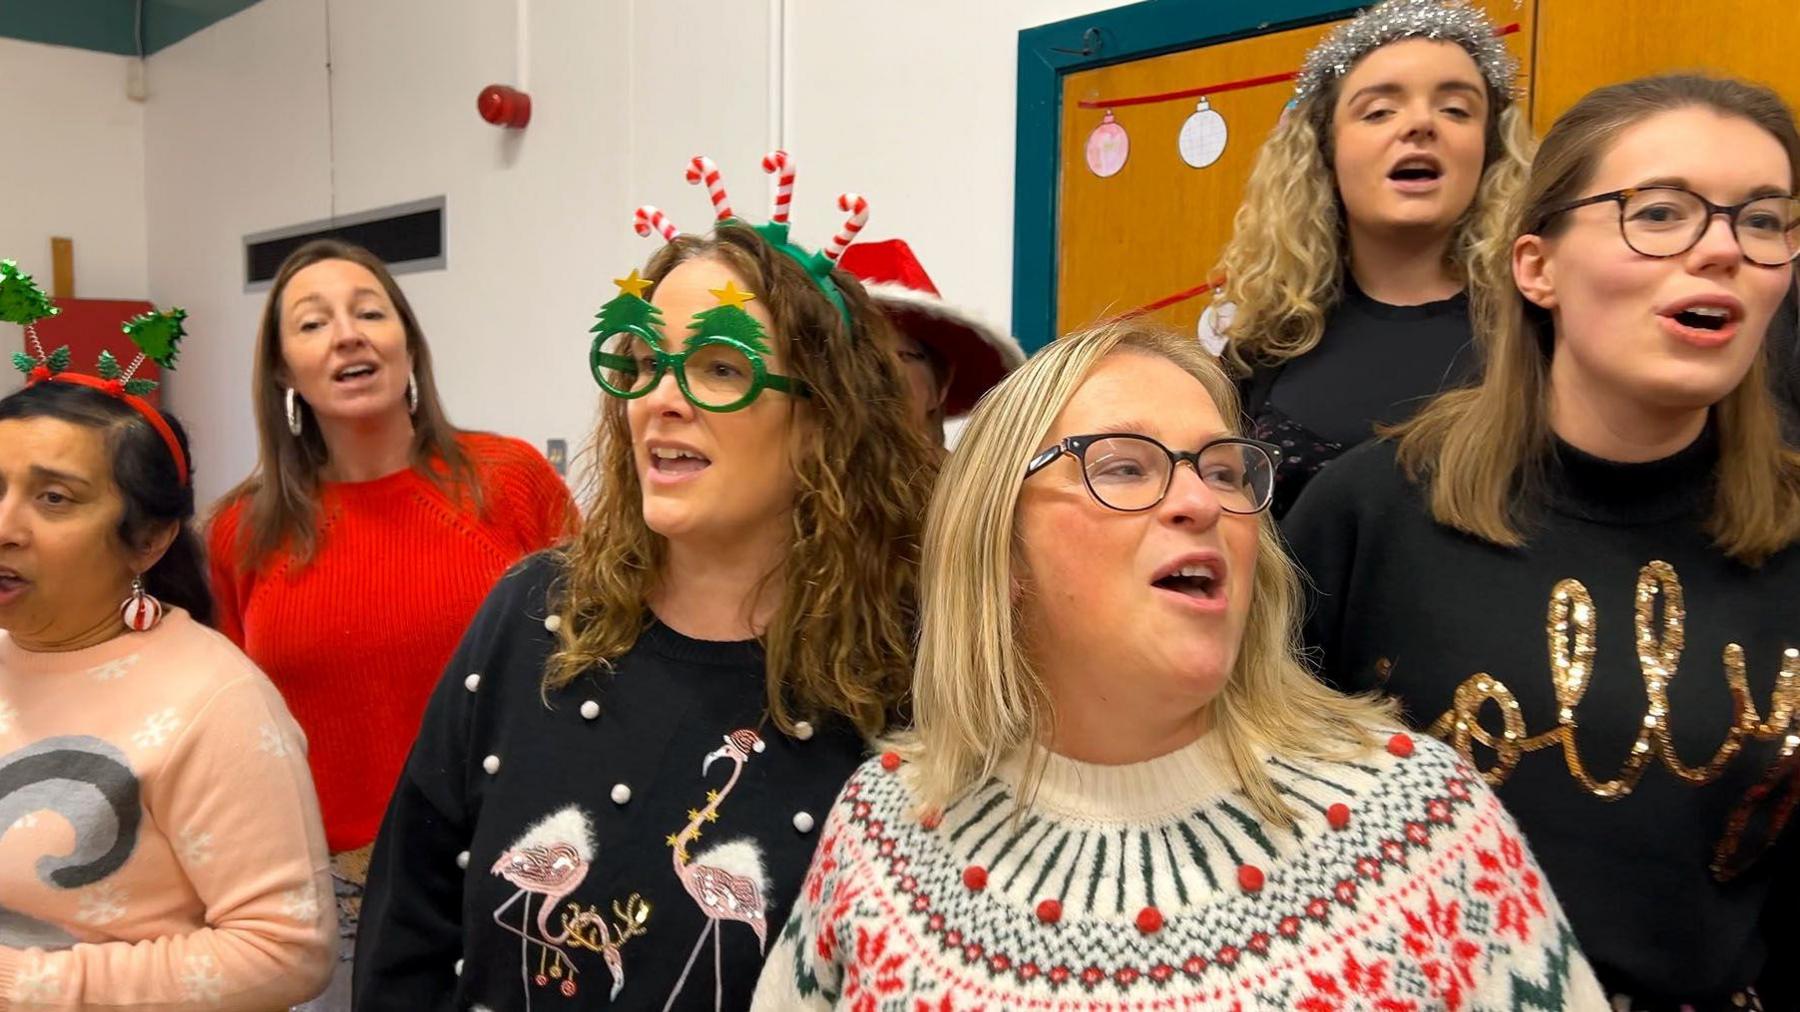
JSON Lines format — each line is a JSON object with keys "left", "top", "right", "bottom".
{"left": 902, "top": 318, "right": 1395, "bottom": 825}
{"left": 1218, "top": 57, "right": 1533, "bottom": 376}
{"left": 545, "top": 223, "right": 940, "bottom": 738}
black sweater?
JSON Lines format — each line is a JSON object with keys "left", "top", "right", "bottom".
{"left": 353, "top": 553, "right": 867, "bottom": 1011}
{"left": 1282, "top": 428, "right": 1798, "bottom": 1008}
{"left": 1240, "top": 279, "right": 1479, "bottom": 518}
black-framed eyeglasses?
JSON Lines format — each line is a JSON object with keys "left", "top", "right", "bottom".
{"left": 1024, "top": 432, "right": 1281, "bottom": 514}
{"left": 1536, "top": 185, "right": 1800, "bottom": 267}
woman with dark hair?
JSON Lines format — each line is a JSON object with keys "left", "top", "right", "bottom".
{"left": 1285, "top": 74, "right": 1800, "bottom": 1008}
{"left": 0, "top": 287, "right": 333, "bottom": 1007}
{"left": 206, "top": 238, "right": 575, "bottom": 1001}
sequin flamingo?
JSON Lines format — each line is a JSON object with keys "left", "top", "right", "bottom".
{"left": 660, "top": 729, "right": 770, "bottom": 1012}
{"left": 491, "top": 807, "right": 607, "bottom": 1007}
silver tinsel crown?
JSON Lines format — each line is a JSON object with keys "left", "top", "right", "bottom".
{"left": 1293, "top": 0, "right": 1519, "bottom": 103}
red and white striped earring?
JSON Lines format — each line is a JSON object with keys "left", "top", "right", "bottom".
{"left": 121, "top": 575, "right": 164, "bottom": 632}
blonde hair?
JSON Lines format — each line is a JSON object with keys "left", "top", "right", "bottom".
{"left": 903, "top": 319, "right": 1395, "bottom": 825}
{"left": 544, "top": 223, "right": 940, "bottom": 738}
{"left": 1395, "top": 74, "right": 1800, "bottom": 564}
{"left": 1218, "top": 71, "right": 1534, "bottom": 376}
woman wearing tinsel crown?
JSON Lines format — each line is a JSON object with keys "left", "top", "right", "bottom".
{"left": 1214, "top": 0, "right": 1531, "bottom": 517}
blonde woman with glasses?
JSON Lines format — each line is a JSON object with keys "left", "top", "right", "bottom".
{"left": 753, "top": 320, "right": 1604, "bottom": 1010}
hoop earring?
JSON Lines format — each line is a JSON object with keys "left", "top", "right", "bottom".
{"left": 286, "top": 387, "right": 303, "bottom": 437}
{"left": 407, "top": 372, "right": 419, "bottom": 416}
{"left": 121, "top": 575, "right": 164, "bottom": 632}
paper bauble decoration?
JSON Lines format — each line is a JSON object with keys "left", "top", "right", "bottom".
{"left": 1178, "top": 97, "right": 1229, "bottom": 169}
{"left": 1086, "top": 110, "right": 1129, "bottom": 178}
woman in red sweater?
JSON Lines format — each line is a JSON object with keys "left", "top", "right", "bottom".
{"left": 206, "top": 239, "right": 574, "bottom": 1007}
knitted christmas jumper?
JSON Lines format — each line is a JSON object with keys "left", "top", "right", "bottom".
{"left": 753, "top": 730, "right": 1608, "bottom": 1010}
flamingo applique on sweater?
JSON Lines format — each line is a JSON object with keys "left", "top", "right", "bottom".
{"left": 663, "top": 730, "right": 774, "bottom": 1011}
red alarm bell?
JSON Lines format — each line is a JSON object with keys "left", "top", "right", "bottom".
{"left": 477, "top": 84, "right": 531, "bottom": 129}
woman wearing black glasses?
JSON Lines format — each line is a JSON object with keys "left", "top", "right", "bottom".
{"left": 756, "top": 319, "right": 1604, "bottom": 1009}
{"left": 1284, "top": 75, "right": 1800, "bottom": 1011}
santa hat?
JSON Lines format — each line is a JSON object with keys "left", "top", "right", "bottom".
{"left": 837, "top": 239, "right": 1025, "bottom": 418}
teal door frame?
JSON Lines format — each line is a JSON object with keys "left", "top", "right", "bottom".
{"left": 1012, "top": 0, "right": 1366, "bottom": 352}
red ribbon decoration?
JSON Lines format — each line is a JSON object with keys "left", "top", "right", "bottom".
{"left": 1075, "top": 23, "right": 1520, "bottom": 110}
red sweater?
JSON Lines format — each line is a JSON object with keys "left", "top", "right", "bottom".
{"left": 207, "top": 432, "right": 575, "bottom": 853}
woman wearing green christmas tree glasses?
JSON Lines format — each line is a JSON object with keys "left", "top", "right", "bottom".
{"left": 357, "top": 159, "right": 940, "bottom": 1011}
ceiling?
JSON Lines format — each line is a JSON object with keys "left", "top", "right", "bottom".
{"left": 0, "top": 0, "right": 266, "bottom": 56}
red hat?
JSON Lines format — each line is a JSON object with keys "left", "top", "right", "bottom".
{"left": 837, "top": 239, "right": 1024, "bottom": 418}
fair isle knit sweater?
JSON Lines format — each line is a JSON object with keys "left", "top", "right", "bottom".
{"left": 753, "top": 730, "right": 1608, "bottom": 1011}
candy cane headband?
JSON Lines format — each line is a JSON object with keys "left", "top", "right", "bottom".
{"left": 3, "top": 260, "right": 191, "bottom": 486}
{"left": 631, "top": 152, "right": 868, "bottom": 328}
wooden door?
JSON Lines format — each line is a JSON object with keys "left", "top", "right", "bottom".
{"left": 1533, "top": 0, "right": 1800, "bottom": 133}
{"left": 1053, "top": 1, "right": 1535, "bottom": 340}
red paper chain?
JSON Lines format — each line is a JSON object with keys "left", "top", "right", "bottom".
{"left": 1102, "top": 275, "right": 1227, "bottom": 325}
{"left": 1075, "top": 23, "right": 1520, "bottom": 110}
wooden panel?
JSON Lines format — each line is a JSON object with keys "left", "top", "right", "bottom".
{"left": 1533, "top": 0, "right": 1800, "bottom": 135}
{"left": 50, "top": 237, "right": 74, "bottom": 299}
{"left": 1054, "top": 0, "right": 1534, "bottom": 339}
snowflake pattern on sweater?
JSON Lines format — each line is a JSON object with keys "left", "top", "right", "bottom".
{"left": 753, "top": 732, "right": 1608, "bottom": 1011}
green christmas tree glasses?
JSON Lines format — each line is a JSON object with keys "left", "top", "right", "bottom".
{"left": 589, "top": 270, "right": 810, "bottom": 413}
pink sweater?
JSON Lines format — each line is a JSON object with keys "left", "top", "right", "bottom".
{"left": 0, "top": 610, "right": 334, "bottom": 1010}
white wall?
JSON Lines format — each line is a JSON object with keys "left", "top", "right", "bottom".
{"left": 784, "top": 0, "right": 1119, "bottom": 332}
{"left": 0, "top": 37, "right": 148, "bottom": 396}
{"left": 145, "top": 0, "right": 774, "bottom": 503}
{"left": 139, "top": 0, "right": 1116, "bottom": 503}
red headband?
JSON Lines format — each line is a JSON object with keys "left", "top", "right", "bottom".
{"left": 31, "top": 372, "right": 191, "bottom": 487}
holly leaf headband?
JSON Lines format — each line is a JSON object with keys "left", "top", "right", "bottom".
{"left": 0, "top": 259, "right": 60, "bottom": 329}
{"left": 594, "top": 151, "right": 870, "bottom": 347}
{"left": 5, "top": 258, "right": 192, "bottom": 484}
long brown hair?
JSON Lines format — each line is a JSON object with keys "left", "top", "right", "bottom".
{"left": 218, "top": 238, "right": 480, "bottom": 568}
{"left": 545, "top": 223, "right": 940, "bottom": 739}
{"left": 1395, "top": 74, "right": 1800, "bottom": 563}
{"left": 1218, "top": 42, "right": 1533, "bottom": 375}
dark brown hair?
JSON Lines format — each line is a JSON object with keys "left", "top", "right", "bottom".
{"left": 0, "top": 382, "right": 214, "bottom": 625}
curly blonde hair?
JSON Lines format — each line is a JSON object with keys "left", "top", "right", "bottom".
{"left": 545, "top": 223, "right": 941, "bottom": 738}
{"left": 902, "top": 318, "right": 1396, "bottom": 826}
{"left": 1218, "top": 68, "right": 1534, "bottom": 377}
